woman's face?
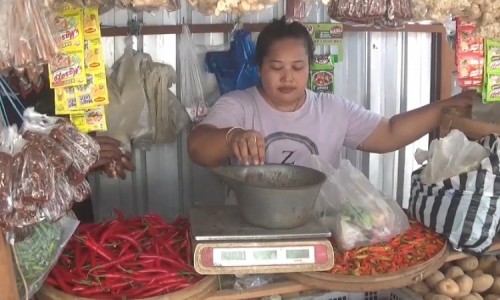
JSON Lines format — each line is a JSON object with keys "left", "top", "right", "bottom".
{"left": 259, "top": 38, "right": 310, "bottom": 107}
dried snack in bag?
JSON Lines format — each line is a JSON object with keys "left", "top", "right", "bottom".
{"left": 50, "top": 121, "right": 99, "bottom": 175}
{"left": 22, "top": 131, "right": 72, "bottom": 174}
{"left": 72, "top": 179, "right": 91, "bottom": 202}
{"left": 41, "top": 174, "right": 74, "bottom": 222}
{"left": 14, "top": 143, "right": 55, "bottom": 203}
{"left": 329, "top": 0, "right": 386, "bottom": 24}
{"left": 21, "top": 108, "right": 100, "bottom": 178}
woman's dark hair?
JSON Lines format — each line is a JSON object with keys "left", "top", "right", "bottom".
{"left": 255, "top": 16, "right": 315, "bottom": 68}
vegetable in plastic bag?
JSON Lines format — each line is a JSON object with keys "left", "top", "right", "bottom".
{"left": 12, "top": 213, "right": 79, "bottom": 299}
{"left": 311, "top": 156, "right": 410, "bottom": 251}
{"left": 180, "top": 25, "right": 209, "bottom": 122}
{"left": 414, "top": 129, "right": 489, "bottom": 185}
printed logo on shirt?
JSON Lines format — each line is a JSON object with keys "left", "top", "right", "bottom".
{"left": 265, "top": 132, "right": 319, "bottom": 165}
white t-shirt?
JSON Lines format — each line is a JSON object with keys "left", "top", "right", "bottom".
{"left": 200, "top": 86, "right": 382, "bottom": 168}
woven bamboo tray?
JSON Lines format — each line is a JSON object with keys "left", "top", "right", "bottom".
{"left": 285, "top": 242, "right": 448, "bottom": 292}
{"left": 36, "top": 275, "right": 218, "bottom": 300}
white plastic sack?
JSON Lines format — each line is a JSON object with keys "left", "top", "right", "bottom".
{"left": 415, "top": 129, "right": 489, "bottom": 185}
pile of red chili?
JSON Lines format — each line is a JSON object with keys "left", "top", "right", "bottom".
{"left": 329, "top": 220, "right": 446, "bottom": 276}
{"left": 46, "top": 210, "right": 201, "bottom": 299}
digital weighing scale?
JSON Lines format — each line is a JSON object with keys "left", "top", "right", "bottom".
{"left": 190, "top": 206, "right": 334, "bottom": 275}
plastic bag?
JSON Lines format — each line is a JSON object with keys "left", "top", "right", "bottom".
{"left": 0, "top": 128, "right": 16, "bottom": 217}
{"left": 129, "top": 0, "right": 181, "bottom": 11}
{"left": 22, "top": 131, "right": 72, "bottom": 174}
{"left": 311, "top": 156, "right": 410, "bottom": 251}
{"left": 21, "top": 108, "right": 99, "bottom": 177}
{"left": 328, "top": 0, "right": 387, "bottom": 25}
{"left": 205, "top": 29, "right": 261, "bottom": 95}
{"left": 105, "top": 38, "right": 153, "bottom": 151}
{"left": 6, "top": 0, "right": 58, "bottom": 69}
{"left": 179, "top": 25, "right": 209, "bottom": 122}
{"left": 12, "top": 213, "right": 79, "bottom": 299}
{"left": 286, "top": 0, "right": 316, "bottom": 21}
{"left": 415, "top": 129, "right": 489, "bottom": 185}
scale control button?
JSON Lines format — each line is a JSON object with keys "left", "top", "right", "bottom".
{"left": 314, "top": 245, "right": 329, "bottom": 264}
{"left": 201, "top": 248, "right": 214, "bottom": 267}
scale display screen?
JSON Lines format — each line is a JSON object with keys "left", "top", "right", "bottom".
{"left": 213, "top": 246, "right": 315, "bottom": 267}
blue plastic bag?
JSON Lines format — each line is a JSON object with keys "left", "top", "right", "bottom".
{"left": 205, "top": 30, "right": 261, "bottom": 95}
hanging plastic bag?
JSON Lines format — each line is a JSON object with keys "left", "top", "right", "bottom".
{"left": 105, "top": 37, "right": 153, "bottom": 150}
{"left": 205, "top": 29, "right": 261, "bottom": 95}
{"left": 12, "top": 213, "right": 79, "bottom": 299}
{"left": 285, "top": 0, "right": 317, "bottom": 21}
{"left": 21, "top": 108, "right": 99, "bottom": 184}
{"left": 179, "top": 25, "right": 209, "bottom": 122}
{"left": 415, "top": 129, "right": 489, "bottom": 185}
{"left": 0, "top": 128, "right": 15, "bottom": 217}
{"left": 311, "top": 156, "right": 410, "bottom": 251}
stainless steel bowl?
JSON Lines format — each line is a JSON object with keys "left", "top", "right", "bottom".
{"left": 211, "top": 164, "right": 326, "bottom": 229}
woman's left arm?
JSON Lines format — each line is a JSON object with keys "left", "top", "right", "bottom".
{"left": 358, "top": 91, "right": 480, "bottom": 153}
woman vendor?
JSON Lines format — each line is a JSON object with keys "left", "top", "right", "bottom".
{"left": 188, "top": 17, "right": 479, "bottom": 169}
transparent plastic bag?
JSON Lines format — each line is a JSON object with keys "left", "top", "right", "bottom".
{"left": 0, "top": 128, "right": 16, "bottom": 217}
{"left": 22, "top": 131, "right": 72, "bottom": 174}
{"left": 179, "top": 25, "right": 209, "bottom": 122}
{"left": 415, "top": 129, "right": 489, "bottom": 185}
{"left": 130, "top": 0, "right": 181, "bottom": 11}
{"left": 21, "top": 108, "right": 99, "bottom": 180}
{"left": 41, "top": 174, "right": 74, "bottom": 222}
{"left": 286, "top": 0, "right": 316, "bottom": 21}
{"left": 7, "top": 0, "right": 58, "bottom": 69}
{"left": 328, "top": 0, "right": 386, "bottom": 25}
{"left": 311, "top": 156, "right": 410, "bottom": 251}
{"left": 12, "top": 214, "right": 79, "bottom": 299}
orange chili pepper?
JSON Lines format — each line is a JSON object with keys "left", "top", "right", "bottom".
{"left": 329, "top": 220, "right": 445, "bottom": 276}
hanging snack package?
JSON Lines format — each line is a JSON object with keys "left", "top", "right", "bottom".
{"left": 21, "top": 108, "right": 99, "bottom": 184}
{"left": 456, "top": 19, "right": 484, "bottom": 89}
{"left": 285, "top": 0, "right": 315, "bottom": 21}
{"left": 53, "top": 7, "right": 85, "bottom": 52}
{"left": 54, "top": 86, "right": 80, "bottom": 115}
{"left": 83, "top": 7, "right": 101, "bottom": 40}
{"left": 69, "top": 106, "right": 108, "bottom": 133}
{"left": 483, "top": 40, "right": 500, "bottom": 103}
{"left": 75, "top": 72, "right": 109, "bottom": 109}
{"left": 21, "top": 131, "right": 72, "bottom": 174}
{"left": 309, "top": 55, "right": 337, "bottom": 94}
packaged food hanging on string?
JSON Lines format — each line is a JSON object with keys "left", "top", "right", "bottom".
{"left": 21, "top": 108, "right": 99, "bottom": 183}
{"left": 456, "top": 19, "right": 484, "bottom": 89}
{"left": 5, "top": 0, "right": 59, "bottom": 70}
{"left": 482, "top": 40, "right": 500, "bottom": 103}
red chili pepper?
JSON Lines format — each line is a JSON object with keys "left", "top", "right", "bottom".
{"left": 84, "top": 234, "right": 114, "bottom": 261}
{"left": 109, "top": 233, "right": 142, "bottom": 251}
{"left": 51, "top": 266, "right": 73, "bottom": 294}
{"left": 90, "top": 253, "right": 137, "bottom": 272}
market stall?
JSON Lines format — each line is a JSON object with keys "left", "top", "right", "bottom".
{"left": 1, "top": 0, "right": 500, "bottom": 299}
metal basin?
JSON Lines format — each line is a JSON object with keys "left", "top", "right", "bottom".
{"left": 211, "top": 164, "right": 326, "bottom": 229}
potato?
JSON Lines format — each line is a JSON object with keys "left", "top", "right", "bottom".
{"left": 456, "top": 256, "right": 480, "bottom": 272}
{"left": 467, "top": 269, "right": 484, "bottom": 278}
{"left": 494, "top": 261, "right": 500, "bottom": 275}
{"left": 424, "top": 293, "right": 452, "bottom": 300}
{"left": 410, "top": 281, "right": 430, "bottom": 294}
{"left": 471, "top": 293, "right": 484, "bottom": 300}
{"left": 484, "top": 295, "right": 500, "bottom": 300}
{"left": 479, "top": 256, "right": 497, "bottom": 273}
{"left": 455, "top": 275, "right": 473, "bottom": 297}
{"left": 426, "top": 271, "right": 446, "bottom": 288}
{"left": 445, "top": 266, "right": 465, "bottom": 279}
{"left": 435, "top": 278, "right": 460, "bottom": 297}
{"left": 472, "top": 274, "right": 495, "bottom": 293}
{"left": 459, "top": 295, "right": 482, "bottom": 300}
{"left": 488, "top": 276, "right": 500, "bottom": 294}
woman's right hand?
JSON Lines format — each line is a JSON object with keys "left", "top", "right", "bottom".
{"left": 226, "top": 128, "right": 266, "bottom": 165}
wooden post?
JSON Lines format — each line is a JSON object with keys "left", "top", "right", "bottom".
{"left": 0, "top": 231, "right": 20, "bottom": 300}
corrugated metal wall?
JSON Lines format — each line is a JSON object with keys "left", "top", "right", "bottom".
{"left": 89, "top": 4, "right": 432, "bottom": 222}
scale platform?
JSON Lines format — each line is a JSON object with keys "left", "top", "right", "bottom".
{"left": 190, "top": 206, "right": 334, "bottom": 275}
